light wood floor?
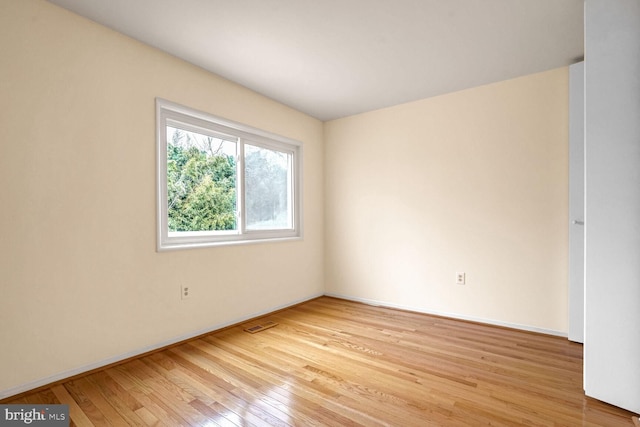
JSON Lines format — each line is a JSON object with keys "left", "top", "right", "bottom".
{"left": 4, "top": 296, "right": 637, "bottom": 426}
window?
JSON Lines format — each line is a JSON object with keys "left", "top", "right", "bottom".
{"left": 156, "top": 98, "right": 302, "bottom": 250}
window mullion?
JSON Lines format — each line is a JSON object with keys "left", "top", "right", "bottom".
{"left": 238, "top": 138, "right": 246, "bottom": 235}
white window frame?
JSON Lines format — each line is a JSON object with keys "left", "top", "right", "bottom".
{"left": 156, "top": 98, "right": 303, "bottom": 251}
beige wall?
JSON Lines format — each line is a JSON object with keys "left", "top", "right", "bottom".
{"left": 324, "top": 68, "right": 569, "bottom": 333}
{"left": 0, "top": 0, "right": 324, "bottom": 394}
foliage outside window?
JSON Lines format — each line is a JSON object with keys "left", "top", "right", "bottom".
{"left": 156, "top": 99, "right": 302, "bottom": 250}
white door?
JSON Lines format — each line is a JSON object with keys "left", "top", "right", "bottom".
{"left": 568, "top": 61, "right": 584, "bottom": 344}
{"left": 584, "top": 0, "right": 640, "bottom": 414}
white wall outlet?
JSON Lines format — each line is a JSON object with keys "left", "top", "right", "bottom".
{"left": 456, "top": 272, "right": 466, "bottom": 285}
{"left": 180, "top": 284, "right": 190, "bottom": 300}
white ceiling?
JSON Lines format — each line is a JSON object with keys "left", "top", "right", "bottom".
{"left": 47, "top": 0, "right": 584, "bottom": 121}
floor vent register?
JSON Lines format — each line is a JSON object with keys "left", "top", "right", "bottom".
{"left": 243, "top": 320, "right": 278, "bottom": 334}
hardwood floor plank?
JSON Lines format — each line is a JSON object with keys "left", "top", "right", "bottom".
{"left": 164, "top": 347, "right": 295, "bottom": 426}
{"left": 51, "top": 384, "right": 94, "bottom": 427}
{"left": 83, "top": 372, "right": 147, "bottom": 427}
{"left": 195, "top": 336, "right": 372, "bottom": 426}
{"left": 63, "top": 379, "right": 111, "bottom": 426}
{"left": 3, "top": 297, "right": 637, "bottom": 426}
{"left": 76, "top": 376, "right": 136, "bottom": 426}
{"left": 126, "top": 385, "right": 189, "bottom": 426}
{"left": 210, "top": 324, "right": 432, "bottom": 425}
{"left": 132, "top": 406, "right": 162, "bottom": 427}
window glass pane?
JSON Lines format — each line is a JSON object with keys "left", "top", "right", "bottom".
{"left": 166, "top": 126, "right": 237, "bottom": 232}
{"left": 245, "top": 144, "right": 292, "bottom": 230}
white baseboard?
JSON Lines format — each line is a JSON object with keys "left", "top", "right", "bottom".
{"left": 324, "top": 292, "right": 568, "bottom": 338}
{"left": 0, "top": 293, "right": 323, "bottom": 400}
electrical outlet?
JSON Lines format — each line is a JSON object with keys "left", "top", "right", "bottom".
{"left": 456, "top": 272, "right": 466, "bottom": 285}
{"left": 180, "top": 284, "right": 190, "bottom": 300}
